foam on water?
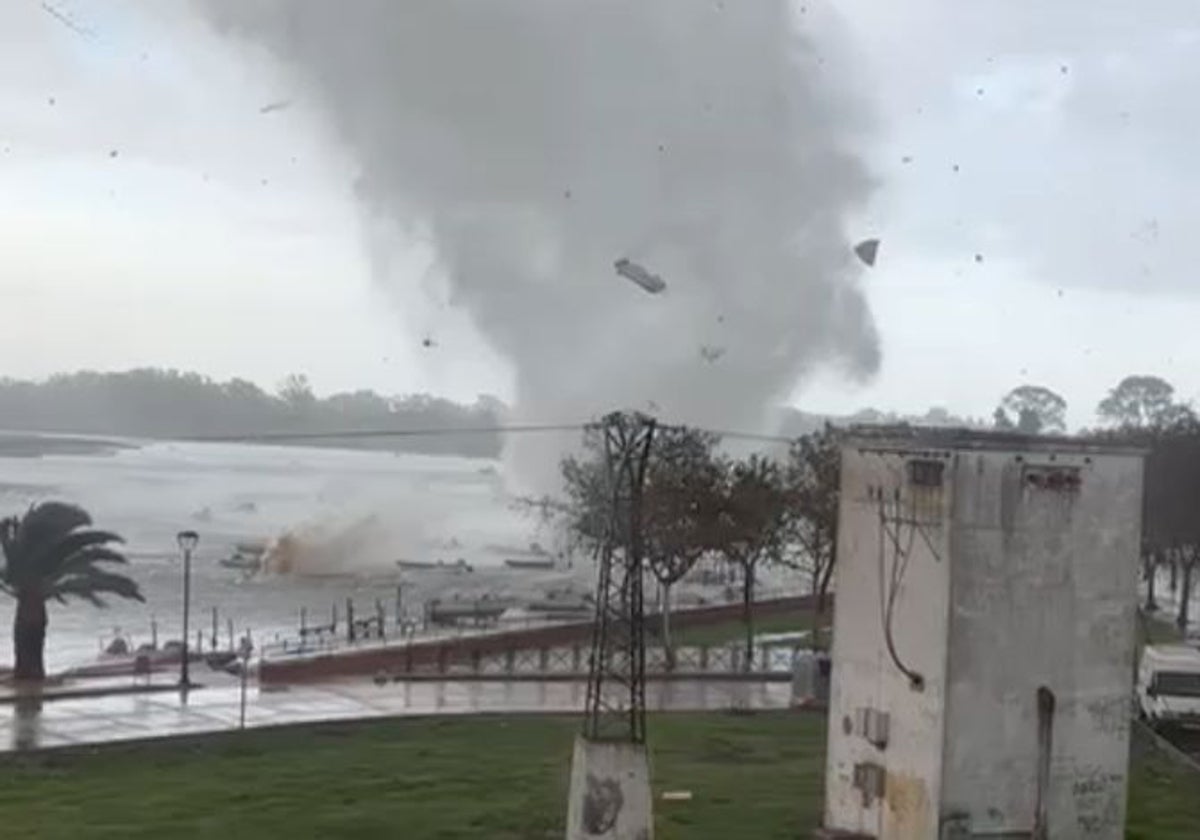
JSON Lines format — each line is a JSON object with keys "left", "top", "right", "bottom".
{"left": 0, "top": 439, "right": 553, "bottom": 671}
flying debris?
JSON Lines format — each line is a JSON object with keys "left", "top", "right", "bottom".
{"left": 853, "top": 238, "right": 880, "bottom": 267}
{"left": 422, "top": 336, "right": 437, "bottom": 349}
{"left": 108, "top": 150, "right": 118, "bottom": 159}
{"left": 259, "top": 99, "right": 293, "bottom": 115}
{"left": 41, "top": 2, "right": 93, "bottom": 39}
{"left": 614, "top": 258, "right": 666, "bottom": 294}
{"left": 700, "top": 345, "right": 725, "bottom": 363}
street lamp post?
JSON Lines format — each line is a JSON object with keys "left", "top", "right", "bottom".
{"left": 237, "top": 632, "right": 254, "bottom": 730}
{"left": 177, "top": 530, "right": 199, "bottom": 688}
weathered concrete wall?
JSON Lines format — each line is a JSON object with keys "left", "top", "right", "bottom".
{"left": 824, "top": 446, "right": 953, "bottom": 839}
{"left": 940, "top": 449, "right": 1142, "bottom": 839}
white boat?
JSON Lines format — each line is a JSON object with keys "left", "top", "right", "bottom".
{"left": 220, "top": 541, "right": 267, "bottom": 572}
{"left": 396, "top": 559, "right": 438, "bottom": 570}
{"left": 504, "top": 557, "right": 556, "bottom": 570}
{"left": 395, "top": 558, "right": 474, "bottom": 574}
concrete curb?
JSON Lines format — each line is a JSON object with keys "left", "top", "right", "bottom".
{"left": 1131, "top": 717, "right": 1200, "bottom": 775}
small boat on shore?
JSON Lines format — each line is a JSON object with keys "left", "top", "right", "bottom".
{"left": 495, "top": 542, "right": 555, "bottom": 570}
{"left": 526, "top": 587, "right": 592, "bottom": 618}
{"left": 503, "top": 557, "right": 556, "bottom": 571}
{"left": 396, "top": 559, "right": 438, "bottom": 570}
{"left": 396, "top": 558, "right": 474, "bottom": 574}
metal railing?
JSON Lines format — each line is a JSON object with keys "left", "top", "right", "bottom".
{"left": 382, "top": 642, "right": 801, "bottom": 680}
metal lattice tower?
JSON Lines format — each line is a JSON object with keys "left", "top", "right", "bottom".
{"left": 582, "top": 411, "right": 657, "bottom": 744}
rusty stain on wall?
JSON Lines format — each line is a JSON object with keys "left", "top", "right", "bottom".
{"left": 885, "top": 771, "right": 932, "bottom": 838}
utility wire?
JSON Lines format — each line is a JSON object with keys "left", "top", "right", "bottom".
{"left": 185, "top": 421, "right": 800, "bottom": 446}
{"left": 186, "top": 423, "right": 587, "bottom": 443}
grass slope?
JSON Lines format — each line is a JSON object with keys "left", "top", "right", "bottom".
{"left": 0, "top": 712, "right": 1192, "bottom": 839}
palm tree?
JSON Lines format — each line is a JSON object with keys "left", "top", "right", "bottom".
{"left": 0, "top": 502, "right": 143, "bottom": 681}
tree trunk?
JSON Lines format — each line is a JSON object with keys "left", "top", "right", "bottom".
{"left": 817, "top": 550, "right": 836, "bottom": 615}
{"left": 1145, "top": 551, "right": 1158, "bottom": 613}
{"left": 13, "top": 593, "right": 47, "bottom": 681}
{"left": 661, "top": 582, "right": 674, "bottom": 671}
{"left": 742, "top": 563, "right": 755, "bottom": 671}
{"left": 1177, "top": 560, "right": 1193, "bottom": 634}
{"left": 13, "top": 694, "right": 43, "bottom": 751}
{"left": 810, "top": 564, "right": 822, "bottom": 651}
{"left": 1169, "top": 555, "right": 1179, "bottom": 593}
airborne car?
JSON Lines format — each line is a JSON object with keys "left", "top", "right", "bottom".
{"left": 614, "top": 258, "right": 666, "bottom": 294}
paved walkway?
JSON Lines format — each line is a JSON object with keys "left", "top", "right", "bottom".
{"left": 0, "top": 676, "right": 792, "bottom": 752}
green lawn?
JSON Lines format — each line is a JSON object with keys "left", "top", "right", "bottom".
{"left": 668, "top": 609, "right": 830, "bottom": 648}
{"left": 1139, "top": 610, "right": 1186, "bottom": 647}
{"left": 1127, "top": 725, "right": 1200, "bottom": 840}
{"left": 0, "top": 711, "right": 1194, "bottom": 839}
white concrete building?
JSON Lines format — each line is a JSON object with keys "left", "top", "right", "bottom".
{"left": 822, "top": 427, "right": 1144, "bottom": 840}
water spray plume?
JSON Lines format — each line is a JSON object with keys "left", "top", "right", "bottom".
{"left": 199, "top": 1, "right": 880, "bottom": 488}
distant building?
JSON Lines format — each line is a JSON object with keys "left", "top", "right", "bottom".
{"left": 822, "top": 427, "right": 1143, "bottom": 840}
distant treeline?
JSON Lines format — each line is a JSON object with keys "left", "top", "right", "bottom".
{"left": 0, "top": 369, "right": 506, "bottom": 459}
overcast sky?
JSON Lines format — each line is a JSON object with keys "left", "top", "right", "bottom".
{"left": 3, "top": 1, "right": 1199, "bottom": 430}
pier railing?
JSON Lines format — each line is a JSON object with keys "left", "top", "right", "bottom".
{"left": 403, "top": 642, "right": 801, "bottom": 680}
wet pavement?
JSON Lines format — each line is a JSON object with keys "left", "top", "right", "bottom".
{"left": 1144, "top": 568, "right": 1200, "bottom": 637}
{"left": 1, "top": 677, "right": 792, "bottom": 752}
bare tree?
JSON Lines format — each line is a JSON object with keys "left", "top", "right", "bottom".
{"left": 712, "top": 454, "right": 789, "bottom": 668}
{"left": 1142, "top": 540, "right": 1161, "bottom": 613}
{"left": 640, "top": 427, "right": 723, "bottom": 667}
{"left": 554, "top": 423, "right": 723, "bottom": 666}
{"left": 277, "top": 372, "right": 316, "bottom": 414}
{"left": 556, "top": 430, "right": 611, "bottom": 555}
{"left": 1177, "top": 549, "right": 1196, "bottom": 632}
{"left": 782, "top": 424, "right": 840, "bottom": 648}
{"left": 1140, "top": 429, "right": 1200, "bottom": 634}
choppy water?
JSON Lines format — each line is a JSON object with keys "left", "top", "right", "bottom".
{"left": 0, "top": 438, "right": 572, "bottom": 671}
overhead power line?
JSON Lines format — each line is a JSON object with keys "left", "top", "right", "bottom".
{"left": 186, "top": 421, "right": 799, "bottom": 446}
{"left": 187, "top": 423, "right": 588, "bottom": 444}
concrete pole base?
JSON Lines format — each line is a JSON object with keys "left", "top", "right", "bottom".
{"left": 565, "top": 735, "right": 654, "bottom": 840}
